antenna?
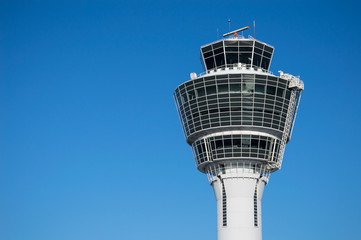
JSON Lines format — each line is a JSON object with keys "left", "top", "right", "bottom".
{"left": 253, "top": 20, "right": 256, "bottom": 38}
{"left": 228, "top": 19, "right": 231, "bottom": 32}
{"left": 223, "top": 26, "right": 250, "bottom": 37}
{"left": 217, "top": 28, "right": 219, "bottom": 40}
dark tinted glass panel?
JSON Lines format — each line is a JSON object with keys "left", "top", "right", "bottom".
{"left": 200, "top": 54, "right": 206, "bottom": 72}
{"left": 242, "top": 137, "right": 250, "bottom": 147}
{"left": 242, "top": 82, "right": 254, "bottom": 93}
{"left": 255, "top": 42, "right": 264, "bottom": 49}
{"left": 188, "top": 90, "right": 196, "bottom": 100}
{"left": 206, "top": 86, "right": 216, "bottom": 95}
{"left": 215, "top": 140, "right": 223, "bottom": 149}
{"left": 215, "top": 54, "right": 225, "bottom": 67}
{"left": 225, "top": 47, "right": 238, "bottom": 52}
{"left": 253, "top": 53, "right": 262, "bottom": 67}
{"left": 182, "top": 93, "right": 188, "bottom": 103}
{"left": 197, "top": 88, "right": 205, "bottom": 97}
{"left": 230, "top": 84, "right": 241, "bottom": 93}
{"left": 254, "top": 47, "right": 263, "bottom": 54}
{"left": 185, "top": 82, "right": 193, "bottom": 88}
{"left": 285, "top": 90, "right": 291, "bottom": 100}
{"left": 255, "top": 84, "right": 265, "bottom": 94}
{"left": 259, "top": 140, "right": 266, "bottom": 149}
{"left": 214, "top": 48, "right": 223, "bottom": 55}
{"left": 213, "top": 42, "right": 223, "bottom": 49}
{"left": 205, "top": 57, "right": 215, "bottom": 69}
{"left": 268, "top": 76, "right": 277, "bottom": 82}
{"left": 194, "top": 78, "right": 203, "bottom": 85}
{"left": 202, "top": 46, "right": 212, "bottom": 52}
{"left": 197, "top": 145, "right": 202, "bottom": 153}
{"left": 243, "top": 74, "right": 254, "bottom": 80}
{"left": 201, "top": 143, "right": 206, "bottom": 152}
{"left": 279, "top": 78, "right": 287, "bottom": 85}
{"left": 261, "top": 57, "right": 270, "bottom": 70}
{"left": 267, "top": 86, "right": 276, "bottom": 95}
{"left": 229, "top": 74, "right": 242, "bottom": 79}
{"left": 225, "top": 41, "right": 238, "bottom": 46}
{"left": 233, "top": 139, "right": 241, "bottom": 147}
{"left": 264, "top": 45, "right": 273, "bottom": 53}
{"left": 251, "top": 139, "right": 259, "bottom": 148}
{"left": 203, "top": 51, "right": 213, "bottom": 58}
{"left": 226, "top": 53, "right": 238, "bottom": 64}
{"left": 205, "top": 76, "right": 216, "bottom": 83}
{"left": 218, "top": 84, "right": 228, "bottom": 93}
{"left": 263, "top": 51, "right": 272, "bottom": 58}
{"left": 176, "top": 95, "right": 182, "bottom": 106}
{"left": 239, "top": 47, "right": 253, "bottom": 52}
{"left": 217, "top": 74, "right": 228, "bottom": 80}
{"left": 256, "top": 74, "right": 267, "bottom": 80}
{"left": 224, "top": 139, "right": 232, "bottom": 147}
{"left": 276, "top": 88, "right": 284, "bottom": 97}
{"left": 239, "top": 53, "right": 252, "bottom": 64}
{"left": 225, "top": 41, "right": 237, "bottom": 51}
{"left": 239, "top": 41, "right": 253, "bottom": 47}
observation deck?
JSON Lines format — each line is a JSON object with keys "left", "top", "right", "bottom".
{"left": 174, "top": 36, "right": 304, "bottom": 173}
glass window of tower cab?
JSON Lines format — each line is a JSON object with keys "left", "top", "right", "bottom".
{"left": 200, "top": 38, "right": 274, "bottom": 73}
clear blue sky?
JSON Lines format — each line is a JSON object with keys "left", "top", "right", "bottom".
{"left": 1, "top": 1, "right": 360, "bottom": 240}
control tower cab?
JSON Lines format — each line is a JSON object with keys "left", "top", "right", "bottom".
{"left": 201, "top": 37, "right": 273, "bottom": 72}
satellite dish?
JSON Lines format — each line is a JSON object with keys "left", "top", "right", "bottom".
{"left": 190, "top": 72, "right": 197, "bottom": 80}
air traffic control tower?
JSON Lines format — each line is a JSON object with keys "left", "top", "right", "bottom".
{"left": 174, "top": 27, "right": 304, "bottom": 240}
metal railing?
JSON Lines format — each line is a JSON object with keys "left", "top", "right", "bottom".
{"left": 200, "top": 35, "right": 268, "bottom": 48}
{"left": 198, "top": 64, "right": 273, "bottom": 77}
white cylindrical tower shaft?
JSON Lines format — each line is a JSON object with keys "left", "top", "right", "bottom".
{"left": 212, "top": 170, "right": 268, "bottom": 240}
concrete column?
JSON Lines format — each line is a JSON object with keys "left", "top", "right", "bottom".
{"left": 212, "top": 172, "right": 268, "bottom": 240}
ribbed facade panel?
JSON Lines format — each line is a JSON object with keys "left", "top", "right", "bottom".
{"left": 174, "top": 73, "right": 292, "bottom": 142}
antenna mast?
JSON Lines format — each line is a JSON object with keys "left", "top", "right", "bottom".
{"left": 253, "top": 20, "right": 256, "bottom": 38}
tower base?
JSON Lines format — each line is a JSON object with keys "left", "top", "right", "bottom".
{"left": 211, "top": 169, "right": 268, "bottom": 240}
